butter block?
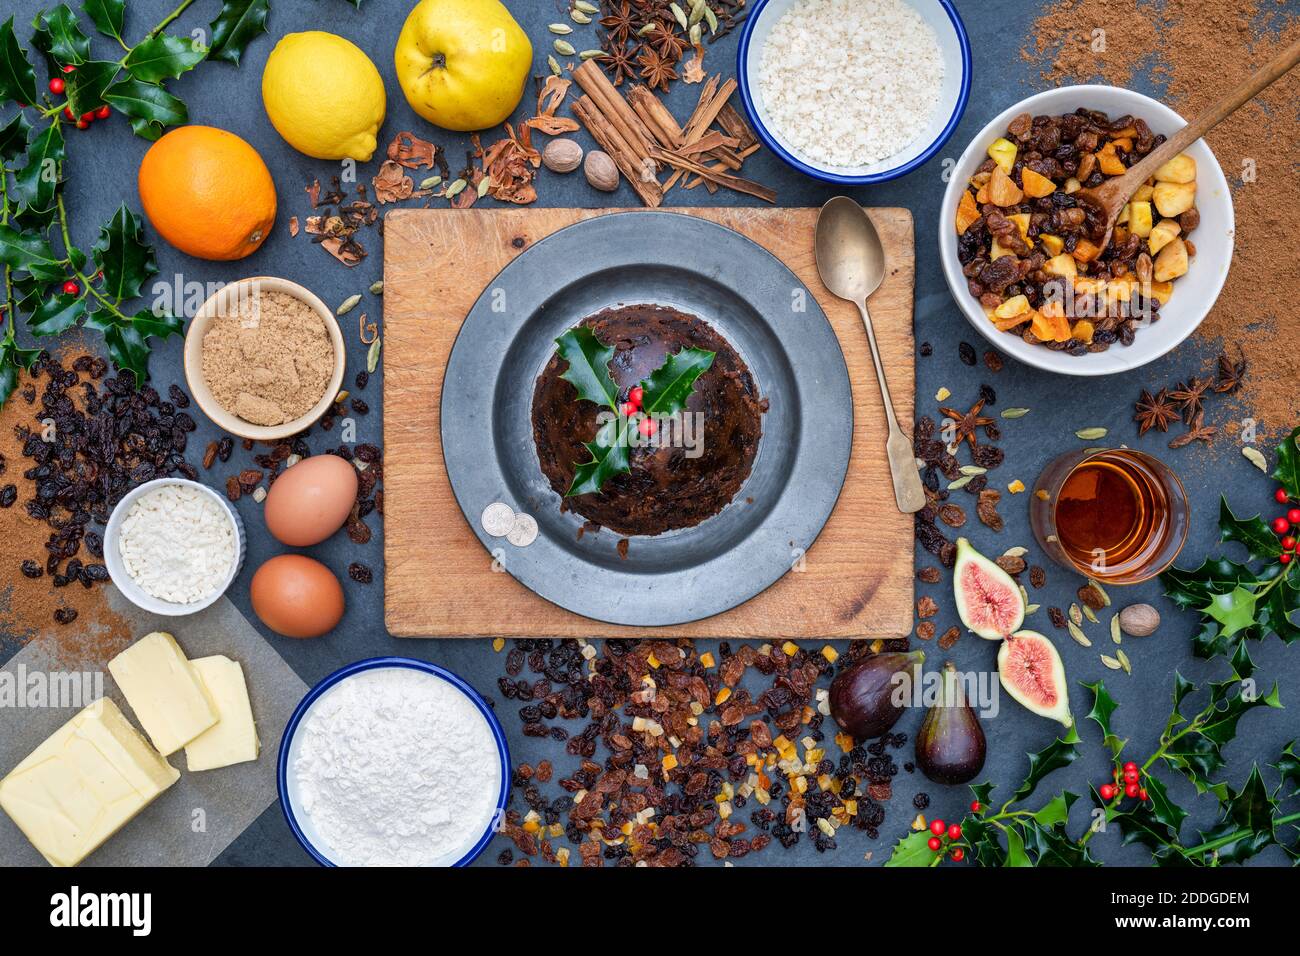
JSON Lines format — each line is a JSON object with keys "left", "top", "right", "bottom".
{"left": 0, "top": 698, "right": 179, "bottom": 867}
{"left": 185, "top": 656, "right": 260, "bottom": 772}
{"left": 108, "top": 632, "right": 218, "bottom": 756}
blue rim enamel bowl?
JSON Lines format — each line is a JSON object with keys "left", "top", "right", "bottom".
{"left": 277, "top": 657, "right": 511, "bottom": 868}
{"left": 736, "top": 0, "right": 972, "bottom": 185}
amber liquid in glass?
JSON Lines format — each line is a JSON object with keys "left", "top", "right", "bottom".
{"left": 1054, "top": 451, "right": 1171, "bottom": 580}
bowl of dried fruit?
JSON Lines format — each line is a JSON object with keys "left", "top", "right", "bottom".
{"left": 940, "top": 85, "right": 1234, "bottom": 376}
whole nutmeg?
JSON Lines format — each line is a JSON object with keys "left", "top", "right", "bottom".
{"left": 1118, "top": 603, "right": 1160, "bottom": 637}
{"left": 542, "top": 138, "right": 583, "bottom": 174}
{"left": 584, "top": 150, "right": 619, "bottom": 192}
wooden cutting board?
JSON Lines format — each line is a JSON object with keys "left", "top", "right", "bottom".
{"left": 383, "top": 207, "right": 915, "bottom": 639}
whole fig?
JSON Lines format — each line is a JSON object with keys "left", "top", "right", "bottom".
{"left": 829, "top": 651, "right": 924, "bottom": 741}
{"left": 916, "top": 661, "right": 987, "bottom": 785}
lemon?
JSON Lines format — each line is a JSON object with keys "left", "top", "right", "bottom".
{"left": 262, "top": 32, "right": 386, "bottom": 161}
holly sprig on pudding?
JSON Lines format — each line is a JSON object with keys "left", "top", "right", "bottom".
{"left": 554, "top": 324, "right": 714, "bottom": 497}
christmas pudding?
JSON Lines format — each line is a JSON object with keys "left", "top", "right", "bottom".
{"left": 532, "top": 304, "right": 766, "bottom": 537}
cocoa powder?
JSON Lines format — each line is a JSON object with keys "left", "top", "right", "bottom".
{"left": 1024, "top": 0, "right": 1299, "bottom": 432}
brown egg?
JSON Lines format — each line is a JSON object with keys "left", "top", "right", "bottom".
{"left": 264, "top": 455, "right": 358, "bottom": 546}
{"left": 250, "top": 555, "right": 344, "bottom": 639}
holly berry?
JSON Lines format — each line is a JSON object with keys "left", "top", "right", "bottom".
{"left": 618, "top": 401, "right": 637, "bottom": 416}
{"left": 951, "top": 847, "right": 965, "bottom": 862}
{"left": 61, "top": 64, "right": 75, "bottom": 73}
{"left": 929, "top": 819, "right": 947, "bottom": 836}
{"left": 63, "top": 106, "right": 75, "bottom": 120}
{"left": 927, "top": 836, "right": 942, "bottom": 851}
{"left": 61, "top": 280, "right": 79, "bottom": 296}
{"left": 1279, "top": 488, "right": 1293, "bottom": 504}
{"left": 95, "top": 105, "right": 110, "bottom": 120}
{"left": 80, "top": 111, "right": 95, "bottom": 124}
{"left": 1139, "top": 788, "right": 1149, "bottom": 802}
{"left": 947, "top": 823, "right": 962, "bottom": 840}
{"left": 1282, "top": 553, "right": 1293, "bottom": 565}
{"left": 1290, "top": 509, "right": 1300, "bottom": 525}
{"left": 1283, "top": 536, "right": 1297, "bottom": 551}
{"left": 628, "top": 386, "right": 643, "bottom": 407}
{"left": 75, "top": 119, "right": 89, "bottom": 130}
{"left": 1123, "top": 761, "right": 1138, "bottom": 773}
{"left": 970, "top": 801, "right": 982, "bottom": 813}
{"left": 1273, "top": 516, "right": 1292, "bottom": 535}
{"left": 48, "top": 77, "right": 65, "bottom": 94}
{"left": 1123, "top": 768, "right": 1140, "bottom": 784}
{"left": 1099, "top": 783, "right": 1118, "bottom": 800}
{"left": 637, "top": 416, "right": 657, "bottom": 437}
{"left": 1125, "top": 782, "right": 1140, "bottom": 798}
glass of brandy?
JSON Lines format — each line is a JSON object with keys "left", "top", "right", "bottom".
{"left": 1030, "top": 448, "right": 1190, "bottom": 585}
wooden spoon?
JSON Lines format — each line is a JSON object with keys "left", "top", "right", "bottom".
{"left": 1077, "top": 34, "right": 1300, "bottom": 250}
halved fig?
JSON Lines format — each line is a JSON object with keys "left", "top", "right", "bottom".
{"left": 953, "top": 537, "right": 1024, "bottom": 640}
{"left": 997, "top": 630, "right": 1073, "bottom": 728}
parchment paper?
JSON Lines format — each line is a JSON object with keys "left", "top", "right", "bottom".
{"left": 0, "top": 591, "right": 308, "bottom": 867}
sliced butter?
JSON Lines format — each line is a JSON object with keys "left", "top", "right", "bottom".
{"left": 108, "top": 632, "right": 218, "bottom": 756}
{"left": 185, "top": 656, "right": 260, "bottom": 772}
{"left": 0, "top": 698, "right": 179, "bottom": 867}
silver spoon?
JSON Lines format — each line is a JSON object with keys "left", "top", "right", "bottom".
{"left": 815, "top": 197, "right": 926, "bottom": 514}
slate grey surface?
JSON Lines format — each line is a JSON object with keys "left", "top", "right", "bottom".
{"left": 1, "top": 0, "right": 1296, "bottom": 867}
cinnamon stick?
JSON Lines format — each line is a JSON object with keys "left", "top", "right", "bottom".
{"left": 573, "top": 61, "right": 658, "bottom": 168}
{"left": 573, "top": 96, "right": 663, "bottom": 208}
{"left": 626, "top": 84, "right": 684, "bottom": 149}
{"left": 665, "top": 75, "right": 739, "bottom": 192}
{"left": 650, "top": 146, "right": 775, "bottom": 203}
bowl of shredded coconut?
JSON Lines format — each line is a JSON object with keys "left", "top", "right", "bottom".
{"left": 104, "top": 478, "right": 245, "bottom": 616}
{"left": 278, "top": 658, "right": 510, "bottom": 867}
{"left": 738, "top": 0, "right": 971, "bottom": 183}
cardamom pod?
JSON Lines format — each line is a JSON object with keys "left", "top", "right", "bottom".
{"left": 1001, "top": 407, "right": 1030, "bottom": 419}
{"left": 574, "top": 0, "right": 598, "bottom": 13}
{"left": 369, "top": 280, "right": 384, "bottom": 295}
{"left": 1075, "top": 427, "right": 1108, "bottom": 440}
{"left": 548, "top": 55, "right": 562, "bottom": 76}
{"left": 1067, "top": 623, "right": 1091, "bottom": 647}
{"left": 549, "top": 23, "right": 573, "bottom": 34}
{"left": 1100, "top": 654, "right": 1123, "bottom": 671}
{"left": 554, "top": 39, "right": 576, "bottom": 56}
{"left": 367, "top": 337, "right": 382, "bottom": 374}
{"left": 445, "top": 178, "right": 468, "bottom": 198}
{"left": 571, "top": 9, "right": 592, "bottom": 24}
{"left": 670, "top": 2, "right": 689, "bottom": 30}
{"left": 1241, "top": 446, "right": 1268, "bottom": 472}
{"left": 336, "top": 294, "right": 361, "bottom": 315}
{"left": 419, "top": 175, "right": 442, "bottom": 190}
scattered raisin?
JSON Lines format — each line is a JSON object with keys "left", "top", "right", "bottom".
{"left": 347, "top": 562, "right": 374, "bottom": 584}
{"left": 958, "top": 341, "right": 977, "bottom": 366}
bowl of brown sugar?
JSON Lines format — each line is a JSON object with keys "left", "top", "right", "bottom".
{"left": 184, "top": 277, "right": 346, "bottom": 440}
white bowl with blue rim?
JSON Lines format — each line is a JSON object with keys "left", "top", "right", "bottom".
{"left": 278, "top": 657, "right": 511, "bottom": 867}
{"left": 736, "top": 0, "right": 971, "bottom": 184}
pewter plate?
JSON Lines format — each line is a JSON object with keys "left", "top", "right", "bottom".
{"left": 441, "top": 212, "right": 852, "bottom": 627}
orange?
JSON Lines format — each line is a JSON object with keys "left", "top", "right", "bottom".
{"left": 138, "top": 126, "right": 277, "bottom": 261}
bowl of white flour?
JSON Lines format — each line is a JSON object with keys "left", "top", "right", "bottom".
{"left": 278, "top": 658, "right": 510, "bottom": 867}
{"left": 737, "top": 0, "right": 971, "bottom": 184}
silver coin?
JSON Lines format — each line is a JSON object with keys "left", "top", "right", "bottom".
{"left": 481, "top": 502, "right": 516, "bottom": 537}
{"left": 507, "top": 512, "right": 539, "bottom": 547}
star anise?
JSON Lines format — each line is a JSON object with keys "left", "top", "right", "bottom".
{"left": 1213, "top": 349, "right": 1247, "bottom": 394}
{"left": 1168, "top": 377, "right": 1211, "bottom": 424}
{"left": 599, "top": 41, "right": 637, "bottom": 86}
{"left": 1134, "top": 387, "right": 1179, "bottom": 435}
{"left": 637, "top": 47, "right": 678, "bottom": 93}
{"left": 600, "top": 2, "right": 638, "bottom": 46}
{"left": 645, "top": 23, "right": 688, "bottom": 62}
{"left": 939, "top": 399, "right": 995, "bottom": 451}
{"left": 1168, "top": 410, "right": 1216, "bottom": 449}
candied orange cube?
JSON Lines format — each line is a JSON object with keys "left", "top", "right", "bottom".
{"left": 1020, "top": 167, "right": 1056, "bottom": 198}
{"left": 955, "top": 190, "right": 980, "bottom": 234}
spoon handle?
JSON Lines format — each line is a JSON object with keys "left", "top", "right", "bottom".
{"left": 855, "top": 299, "right": 927, "bottom": 514}
{"left": 1127, "top": 34, "right": 1300, "bottom": 186}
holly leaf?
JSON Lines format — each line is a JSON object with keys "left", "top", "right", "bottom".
{"left": 1082, "top": 679, "right": 1125, "bottom": 759}
{"left": 1202, "top": 586, "right": 1259, "bottom": 640}
{"left": 1163, "top": 556, "right": 1261, "bottom": 611}
{"left": 0, "top": 334, "right": 42, "bottom": 408}
{"left": 207, "top": 0, "right": 270, "bottom": 66}
{"left": 1194, "top": 766, "right": 1276, "bottom": 865}
{"left": 65, "top": 58, "right": 120, "bottom": 116}
{"left": 1012, "top": 726, "right": 1082, "bottom": 805}
{"left": 0, "top": 108, "right": 31, "bottom": 160}
{"left": 1020, "top": 818, "right": 1101, "bottom": 867}
{"left": 81, "top": 0, "right": 125, "bottom": 43}
{"left": 1003, "top": 825, "right": 1033, "bottom": 866}
{"left": 883, "top": 829, "right": 940, "bottom": 867}
{"left": 1032, "top": 791, "right": 1077, "bottom": 829}
{"left": 1142, "top": 772, "right": 1189, "bottom": 837}
{"left": 555, "top": 325, "right": 618, "bottom": 409}
{"left": 103, "top": 77, "right": 187, "bottom": 139}
{"left": 27, "top": 290, "right": 86, "bottom": 336}
{"left": 639, "top": 346, "right": 715, "bottom": 415}
{"left": 1274, "top": 741, "right": 1300, "bottom": 799}
{"left": 0, "top": 222, "right": 65, "bottom": 281}
{"left": 567, "top": 413, "right": 631, "bottom": 498}
{"left": 0, "top": 16, "right": 39, "bottom": 105}
{"left": 1219, "top": 496, "right": 1283, "bottom": 562}
{"left": 31, "top": 5, "right": 91, "bottom": 68}
{"left": 124, "top": 35, "right": 206, "bottom": 83}
{"left": 93, "top": 203, "right": 156, "bottom": 301}
{"left": 11, "top": 116, "right": 63, "bottom": 214}
{"left": 1261, "top": 573, "right": 1300, "bottom": 645}
{"left": 959, "top": 813, "right": 1007, "bottom": 866}
{"left": 83, "top": 308, "right": 181, "bottom": 385}
{"left": 1162, "top": 679, "right": 1281, "bottom": 796}
{"left": 1274, "top": 426, "right": 1300, "bottom": 500}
